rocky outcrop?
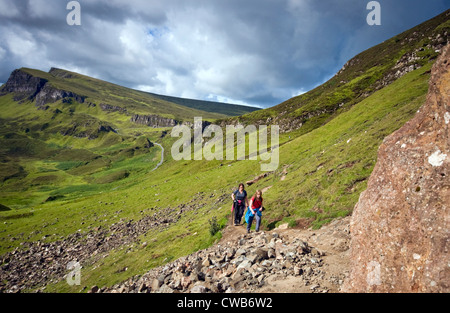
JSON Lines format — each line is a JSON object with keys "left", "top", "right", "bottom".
{"left": 338, "top": 28, "right": 449, "bottom": 84}
{"left": 182, "top": 118, "right": 212, "bottom": 131}
{"left": 0, "top": 69, "right": 48, "bottom": 102}
{"left": 35, "top": 84, "right": 85, "bottom": 108}
{"left": 374, "top": 32, "right": 448, "bottom": 91}
{"left": 130, "top": 114, "right": 179, "bottom": 128}
{"left": 344, "top": 45, "right": 449, "bottom": 293}
{"left": 58, "top": 120, "right": 117, "bottom": 140}
{"left": 0, "top": 69, "right": 86, "bottom": 108}
{"left": 130, "top": 114, "right": 212, "bottom": 130}
{"left": 100, "top": 103, "right": 127, "bottom": 113}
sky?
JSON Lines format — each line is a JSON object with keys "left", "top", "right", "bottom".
{"left": 0, "top": 0, "right": 448, "bottom": 108}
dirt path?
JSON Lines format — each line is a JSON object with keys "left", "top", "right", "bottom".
{"left": 220, "top": 216, "right": 351, "bottom": 293}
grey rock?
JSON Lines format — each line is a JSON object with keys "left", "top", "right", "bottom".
{"left": 157, "top": 284, "right": 174, "bottom": 293}
{"left": 190, "top": 285, "right": 207, "bottom": 293}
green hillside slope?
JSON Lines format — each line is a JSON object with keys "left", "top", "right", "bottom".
{"left": 0, "top": 66, "right": 258, "bottom": 207}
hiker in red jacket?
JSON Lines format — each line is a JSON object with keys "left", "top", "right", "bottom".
{"left": 231, "top": 183, "right": 249, "bottom": 226}
{"left": 246, "top": 190, "right": 263, "bottom": 233}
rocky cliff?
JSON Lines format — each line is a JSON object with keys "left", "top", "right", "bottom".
{"left": 0, "top": 69, "right": 48, "bottom": 102}
{"left": 0, "top": 69, "right": 86, "bottom": 108}
{"left": 35, "top": 84, "right": 86, "bottom": 108}
{"left": 130, "top": 114, "right": 180, "bottom": 128}
{"left": 130, "top": 114, "right": 212, "bottom": 130}
{"left": 343, "top": 45, "right": 449, "bottom": 292}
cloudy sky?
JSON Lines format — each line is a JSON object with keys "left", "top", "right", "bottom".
{"left": 0, "top": 0, "right": 448, "bottom": 108}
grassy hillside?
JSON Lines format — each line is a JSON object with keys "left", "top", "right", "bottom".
{"left": 0, "top": 10, "right": 448, "bottom": 292}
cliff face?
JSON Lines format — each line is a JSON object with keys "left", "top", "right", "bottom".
{"left": 35, "top": 84, "right": 86, "bottom": 107}
{"left": 344, "top": 45, "right": 449, "bottom": 293}
{"left": 0, "top": 69, "right": 86, "bottom": 108}
{"left": 130, "top": 114, "right": 212, "bottom": 130}
{"left": 0, "top": 69, "right": 48, "bottom": 102}
{"left": 130, "top": 114, "right": 179, "bottom": 128}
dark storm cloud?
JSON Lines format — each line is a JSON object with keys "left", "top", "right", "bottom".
{"left": 0, "top": 0, "right": 448, "bottom": 107}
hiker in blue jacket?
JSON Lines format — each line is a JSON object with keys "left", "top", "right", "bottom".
{"left": 231, "top": 183, "right": 249, "bottom": 226}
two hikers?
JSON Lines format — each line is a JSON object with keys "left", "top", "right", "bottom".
{"left": 231, "top": 184, "right": 264, "bottom": 233}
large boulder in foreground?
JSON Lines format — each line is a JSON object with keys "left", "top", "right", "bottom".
{"left": 344, "top": 45, "right": 449, "bottom": 293}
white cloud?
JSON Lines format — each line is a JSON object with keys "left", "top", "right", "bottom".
{"left": 28, "top": 0, "right": 59, "bottom": 18}
{"left": 119, "top": 20, "right": 154, "bottom": 65}
{"left": 1, "top": 26, "right": 48, "bottom": 68}
{"left": 6, "top": 34, "right": 36, "bottom": 58}
{"left": 0, "top": 0, "right": 20, "bottom": 17}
